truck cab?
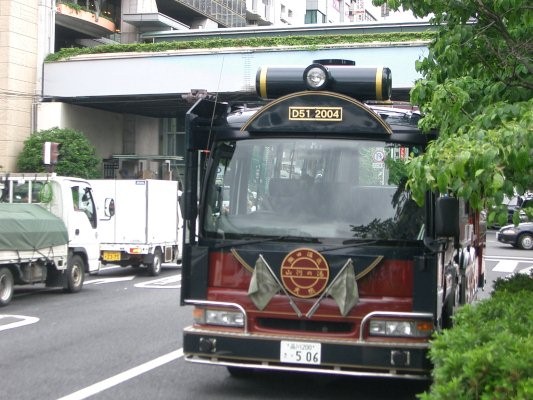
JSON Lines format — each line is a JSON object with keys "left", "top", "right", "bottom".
{"left": 1, "top": 173, "right": 100, "bottom": 275}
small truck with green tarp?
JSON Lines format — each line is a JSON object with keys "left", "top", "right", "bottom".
{"left": 0, "top": 174, "right": 101, "bottom": 306}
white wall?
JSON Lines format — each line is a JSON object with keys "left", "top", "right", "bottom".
{"left": 36, "top": 102, "right": 159, "bottom": 165}
{"left": 133, "top": 115, "right": 158, "bottom": 156}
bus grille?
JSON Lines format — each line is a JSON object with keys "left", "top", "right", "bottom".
{"left": 257, "top": 318, "right": 353, "bottom": 333}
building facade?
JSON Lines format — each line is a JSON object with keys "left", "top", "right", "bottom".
{"left": 0, "top": 0, "right": 411, "bottom": 176}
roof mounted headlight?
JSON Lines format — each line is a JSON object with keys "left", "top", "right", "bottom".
{"left": 304, "top": 63, "right": 329, "bottom": 90}
{"left": 256, "top": 61, "right": 391, "bottom": 100}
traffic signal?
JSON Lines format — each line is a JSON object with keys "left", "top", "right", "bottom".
{"left": 43, "top": 141, "right": 60, "bottom": 165}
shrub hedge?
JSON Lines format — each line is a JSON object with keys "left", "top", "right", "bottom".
{"left": 17, "top": 127, "right": 101, "bottom": 179}
{"left": 419, "top": 272, "right": 533, "bottom": 399}
{"left": 44, "top": 32, "right": 435, "bottom": 62}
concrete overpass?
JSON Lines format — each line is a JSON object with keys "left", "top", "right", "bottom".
{"left": 38, "top": 22, "right": 431, "bottom": 179}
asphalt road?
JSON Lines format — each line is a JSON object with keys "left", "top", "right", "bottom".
{"left": 1, "top": 231, "right": 531, "bottom": 400}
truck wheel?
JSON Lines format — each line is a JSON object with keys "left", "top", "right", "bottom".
{"left": 64, "top": 254, "right": 85, "bottom": 293}
{"left": 147, "top": 249, "right": 162, "bottom": 276}
{"left": 0, "top": 267, "right": 14, "bottom": 307}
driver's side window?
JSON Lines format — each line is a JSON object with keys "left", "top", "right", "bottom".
{"left": 71, "top": 186, "right": 97, "bottom": 228}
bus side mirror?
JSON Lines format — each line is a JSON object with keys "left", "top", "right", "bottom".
{"left": 104, "top": 198, "right": 115, "bottom": 217}
{"left": 435, "top": 197, "right": 459, "bottom": 238}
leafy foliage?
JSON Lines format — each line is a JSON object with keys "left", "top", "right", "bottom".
{"left": 493, "top": 270, "right": 533, "bottom": 293}
{"left": 44, "top": 32, "right": 435, "bottom": 62}
{"left": 62, "top": 1, "right": 83, "bottom": 12}
{"left": 419, "top": 272, "right": 533, "bottom": 400}
{"left": 373, "top": 0, "right": 533, "bottom": 225}
{"left": 17, "top": 127, "right": 101, "bottom": 178}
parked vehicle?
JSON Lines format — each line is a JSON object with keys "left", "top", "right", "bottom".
{"left": 0, "top": 173, "right": 100, "bottom": 306}
{"left": 89, "top": 179, "right": 182, "bottom": 276}
{"left": 496, "top": 222, "right": 533, "bottom": 250}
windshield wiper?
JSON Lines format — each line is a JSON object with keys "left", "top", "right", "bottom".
{"left": 277, "top": 235, "right": 321, "bottom": 243}
{"left": 328, "top": 238, "right": 418, "bottom": 252}
{"left": 213, "top": 236, "right": 278, "bottom": 249}
{"left": 342, "top": 238, "right": 380, "bottom": 245}
{"left": 314, "top": 238, "right": 378, "bottom": 253}
{"left": 212, "top": 234, "right": 321, "bottom": 250}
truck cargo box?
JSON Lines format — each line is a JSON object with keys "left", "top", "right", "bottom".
{"left": 0, "top": 203, "right": 68, "bottom": 253}
{"left": 90, "top": 179, "right": 178, "bottom": 244}
{"left": 89, "top": 179, "right": 181, "bottom": 275}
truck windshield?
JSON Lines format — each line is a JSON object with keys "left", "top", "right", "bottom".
{"left": 203, "top": 138, "right": 424, "bottom": 242}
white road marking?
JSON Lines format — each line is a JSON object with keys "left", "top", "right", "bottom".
{"left": 519, "top": 265, "right": 533, "bottom": 275}
{"left": 134, "top": 274, "right": 181, "bottom": 289}
{"left": 98, "top": 265, "right": 124, "bottom": 272}
{"left": 492, "top": 260, "right": 519, "bottom": 272}
{"left": 0, "top": 314, "right": 39, "bottom": 331}
{"left": 85, "top": 276, "right": 135, "bottom": 285}
{"left": 57, "top": 348, "right": 184, "bottom": 400}
{"left": 485, "top": 256, "right": 533, "bottom": 262}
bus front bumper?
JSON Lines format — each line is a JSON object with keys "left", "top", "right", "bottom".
{"left": 183, "top": 326, "right": 431, "bottom": 380}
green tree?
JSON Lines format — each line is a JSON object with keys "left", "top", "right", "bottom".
{"left": 17, "top": 127, "right": 101, "bottom": 179}
{"left": 374, "top": 0, "right": 533, "bottom": 226}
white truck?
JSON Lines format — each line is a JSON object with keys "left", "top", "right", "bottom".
{"left": 0, "top": 174, "right": 100, "bottom": 306}
{"left": 89, "top": 179, "right": 182, "bottom": 276}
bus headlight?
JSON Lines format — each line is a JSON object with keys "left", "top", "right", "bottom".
{"left": 193, "top": 308, "right": 244, "bottom": 327}
{"left": 303, "top": 63, "right": 329, "bottom": 90}
{"left": 369, "top": 319, "right": 433, "bottom": 338}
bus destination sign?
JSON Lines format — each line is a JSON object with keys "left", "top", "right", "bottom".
{"left": 289, "top": 106, "right": 343, "bottom": 122}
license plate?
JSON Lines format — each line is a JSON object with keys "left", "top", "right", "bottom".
{"left": 280, "top": 340, "right": 321, "bottom": 365}
{"left": 102, "top": 251, "right": 121, "bottom": 262}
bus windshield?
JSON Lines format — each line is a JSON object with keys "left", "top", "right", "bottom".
{"left": 203, "top": 138, "right": 424, "bottom": 242}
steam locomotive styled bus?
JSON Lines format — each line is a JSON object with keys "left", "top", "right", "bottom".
{"left": 180, "top": 60, "right": 485, "bottom": 379}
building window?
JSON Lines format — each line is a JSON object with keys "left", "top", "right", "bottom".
{"left": 161, "top": 117, "right": 186, "bottom": 183}
{"left": 161, "top": 118, "right": 184, "bottom": 155}
{"left": 176, "top": 0, "right": 246, "bottom": 27}
{"left": 103, "top": 158, "right": 119, "bottom": 178}
{"left": 305, "top": 10, "right": 325, "bottom": 24}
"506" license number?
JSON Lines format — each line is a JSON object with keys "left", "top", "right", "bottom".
{"left": 289, "top": 107, "right": 342, "bottom": 121}
{"left": 280, "top": 340, "right": 321, "bottom": 365}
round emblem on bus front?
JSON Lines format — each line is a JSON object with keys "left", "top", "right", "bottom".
{"left": 280, "top": 248, "right": 329, "bottom": 298}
